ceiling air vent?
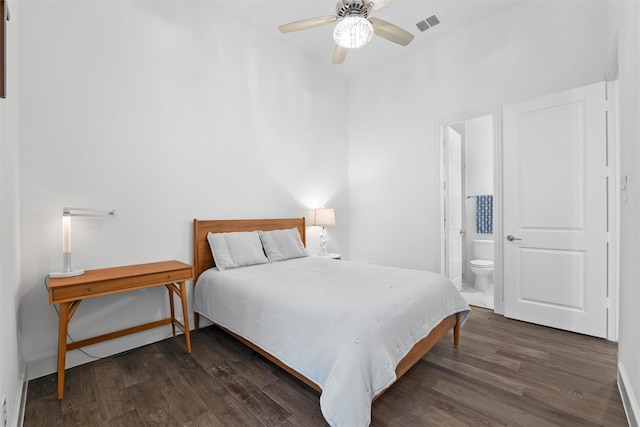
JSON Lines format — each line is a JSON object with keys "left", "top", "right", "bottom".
{"left": 416, "top": 14, "right": 441, "bottom": 32}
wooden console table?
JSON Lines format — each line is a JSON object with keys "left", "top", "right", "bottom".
{"left": 48, "top": 260, "right": 194, "bottom": 399}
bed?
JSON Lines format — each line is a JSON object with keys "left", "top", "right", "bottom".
{"left": 192, "top": 218, "right": 470, "bottom": 427}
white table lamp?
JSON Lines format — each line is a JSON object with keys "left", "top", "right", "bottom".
{"left": 50, "top": 207, "right": 115, "bottom": 278}
{"left": 312, "top": 208, "right": 336, "bottom": 255}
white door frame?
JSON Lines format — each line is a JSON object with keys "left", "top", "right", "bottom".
{"left": 606, "top": 79, "right": 619, "bottom": 341}
{"left": 437, "top": 105, "right": 504, "bottom": 314}
{"left": 444, "top": 126, "right": 464, "bottom": 290}
{"left": 605, "top": 38, "right": 620, "bottom": 341}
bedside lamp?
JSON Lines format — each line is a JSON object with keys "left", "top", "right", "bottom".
{"left": 50, "top": 207, "right": 115, "bottom": 278}
{"left": 312, "top": 208, "right": 335, "bottom": 256}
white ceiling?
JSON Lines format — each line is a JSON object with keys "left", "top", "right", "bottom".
{"left": 215, "top": 0, "right": 517, "bottom": 78}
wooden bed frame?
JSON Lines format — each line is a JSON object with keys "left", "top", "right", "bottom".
{"left": 192, "top": 218, "right": 461, "bottom": 396}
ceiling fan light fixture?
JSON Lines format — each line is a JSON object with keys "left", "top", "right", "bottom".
{"left": 333, "top": 16, "right": 373, "bottom": 49}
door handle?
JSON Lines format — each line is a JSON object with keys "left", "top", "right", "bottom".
{"left": 506, "top": 235, "right": 522, "bottom": 241}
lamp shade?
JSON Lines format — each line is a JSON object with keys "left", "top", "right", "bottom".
{"left": 312, "top": 208, "right": 336, "bottom": 227}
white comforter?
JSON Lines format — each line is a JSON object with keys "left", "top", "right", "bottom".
{"left": 193, "top": 257, "right": 470, "bottom": 427}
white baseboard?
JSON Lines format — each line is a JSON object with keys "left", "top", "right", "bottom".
{"left": 12, "top": 381, "right": 27, "bottom": 427}
{"left": 10, "top": 363, "right": 27, "bottom": 427}
{"left": 26, "top": 315, "right": 195, "bottom": 380}
{"left": 25, "top": 350, "right": 58, "bottom": 381}
{"left": 618, "top": 363, "right": 640, "bottom": 427}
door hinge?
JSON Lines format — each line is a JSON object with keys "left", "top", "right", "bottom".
{"left": 605, "top": 166, "right": 613, "bottom": 178}
{"left": 606, "top": 297, "right": 610, "bottom": 309}
{"left": 606, "top": 232, "right": 611, "bottom": 243}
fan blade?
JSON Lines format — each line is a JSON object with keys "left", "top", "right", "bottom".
{"left": 369, "top": 0, "right": 395, "bottom": 12}
{"left": 278, "top": 16, "right": 337, "bottom": 33}
{"left": 332, "top": 45, "right": 348, "bottom": 64}
{"left": 369, "top": 17, "right": 414, "bottom": 46}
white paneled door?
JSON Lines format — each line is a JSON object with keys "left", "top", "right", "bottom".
{"left": 445, "top": 127, "right": 463, "bottom": 291}
{"left": 503, "top": 82, "right": 607, "bottom": 338}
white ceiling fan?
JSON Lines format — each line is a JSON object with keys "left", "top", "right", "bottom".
{"left": 278, "top": 0, "right": 415, "bottom": 65}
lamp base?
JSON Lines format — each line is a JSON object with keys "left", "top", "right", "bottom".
{"left": 50, "top": 269, "right": 85, "bottom": 278}
{"left": 319, "top": 226, "right": 328, "bottom": 255}
{"left": 51, "top": 252, "right": 84, "bottom": 278}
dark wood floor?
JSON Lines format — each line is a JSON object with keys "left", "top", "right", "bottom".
{"left": 24, "top": 308, "right": 628, "bottom": 426}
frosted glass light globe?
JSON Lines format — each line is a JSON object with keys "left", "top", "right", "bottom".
{"left": 333, "top": 16, "right": 373, "bottom": 49}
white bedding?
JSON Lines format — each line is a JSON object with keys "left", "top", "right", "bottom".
{"left": 193, "top": 257, "right": 470, "bottom": 427}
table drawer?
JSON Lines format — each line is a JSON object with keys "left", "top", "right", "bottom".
{"left": 50, "top": 267, "right": 192, "bottom": 303}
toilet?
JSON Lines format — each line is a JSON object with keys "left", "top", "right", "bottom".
{"left": 470, "top": 240, "right": 494, "bottom": 291}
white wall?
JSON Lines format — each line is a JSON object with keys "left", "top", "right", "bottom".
{"left": 464, "top": 115, "right": 493, "bottom": 281}
{"left": 19, "top": 1, "right": 349, "bottom": 379}
{"left": 610, "top": 1, "right": 640, "bottom": 424}
{"left": 465, "top": 116, "right": 494, "bottom": 201}
{"left": 348, "top": 1, "right": 612, "bottom": 272}
{"left": 1, "top": 1, "right": 25, "bottom": 425}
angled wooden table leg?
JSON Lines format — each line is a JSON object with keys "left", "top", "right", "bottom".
{"left": 57, "top": 302, "right": 70, "bottom": 400}
{"left": 167, "top": 286, "right": 176, "bottom": 337}
{"left": 178, "top": 281, "right": 191, "bottom": 353}
{"left": 48, "top": 261, "right": 194, "bottom": 398}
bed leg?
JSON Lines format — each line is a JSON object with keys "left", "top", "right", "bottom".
{"left": 194, "top": 312, "right": 200, "bottom": 331}
{"left": 453, "top": 312, "right": 461, "bottom": 345}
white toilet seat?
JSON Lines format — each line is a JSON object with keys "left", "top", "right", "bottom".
{"left": 470, "top": 259, "right": 494, "bottom": 292}
{"left": 470, "top": 259, "right": 494, "bottom": 268}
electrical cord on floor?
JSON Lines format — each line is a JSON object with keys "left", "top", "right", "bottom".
{"left": 44, "top": 275, "right": 177, "bottom": 360}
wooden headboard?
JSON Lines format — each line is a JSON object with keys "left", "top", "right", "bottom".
{"left": 193, "top": 218, "right": 306, "bottom": 280}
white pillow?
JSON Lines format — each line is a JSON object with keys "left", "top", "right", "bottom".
{"left": 207, "top": 231, "right": 269, "bottom": 271}
{"left": 259, "top": 228, "right": 308, "bottom": 262}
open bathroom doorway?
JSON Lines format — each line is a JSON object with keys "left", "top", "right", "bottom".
{"left": 438, "top": 107, "right": 502, "bottom": 313}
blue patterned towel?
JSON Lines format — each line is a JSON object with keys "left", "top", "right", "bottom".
{"left": 476, "top": 195, "right": 493, "bottom": 234}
